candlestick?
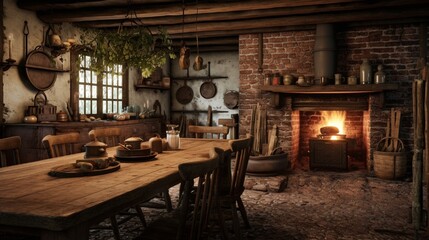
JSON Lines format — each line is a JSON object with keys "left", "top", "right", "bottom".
{"left": 7, "top": 33, "right": 13, "bottom": 60}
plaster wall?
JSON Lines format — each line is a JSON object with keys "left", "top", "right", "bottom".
{"left": 170, "top": 52, "right": 239, "bottom": 126}
{"left": 3, "top": 0, "right": 170, "bottom": 123}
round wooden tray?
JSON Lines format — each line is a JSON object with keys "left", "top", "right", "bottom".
{"left": 48, "top": 163, "right": 120, "bottom": 178}
{"left": 25, "top": 49, "right": 57, "bottom": 91}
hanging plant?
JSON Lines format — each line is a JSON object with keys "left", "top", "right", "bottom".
{"left": 80, "top": 26, "right": 176, "bottom": 77}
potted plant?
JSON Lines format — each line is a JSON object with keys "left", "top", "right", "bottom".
{"left": 80, "top": 26, "right": 175, "bottom": 77}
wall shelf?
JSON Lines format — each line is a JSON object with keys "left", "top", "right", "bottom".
{"left": 260, "top": 83, "right": 398, "bottom": 94}
{"left": 25, "top": 64, "right": 69, "bottom": 72}
{"left": 171, "top": 76, "right": 228, "bottom": 81}
{"left": 171, "top": 110, "right": 229, "bottom": 113}
{"left": 134, "top": 84, "right": 169, "bottom": 91}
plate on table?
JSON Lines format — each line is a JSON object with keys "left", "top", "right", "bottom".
{"left": 114, "top": 152, "right": 158, "bottom": 162}
{"left": 48, "top": 162, "right": 121, "bottom": 178}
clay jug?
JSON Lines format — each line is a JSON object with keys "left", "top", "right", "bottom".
{"left": 149, "top": 135, "right": 163, "bottom": 153}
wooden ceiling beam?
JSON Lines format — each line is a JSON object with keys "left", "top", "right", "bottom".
{"left": 34, "top": 0, "right": 363, "bottom": 23}
{"left": 143, "top": 6, "right": 429, "bottom": 36}
{"left": 73, "top": 0, "right": 427, "bottom": 28}
{"left": 172, "top": 37, "right": 238, "bottom": 47}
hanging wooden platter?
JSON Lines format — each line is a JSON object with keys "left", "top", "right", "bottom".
{"left": 25, "top": 49, "right": 57, "bottom": 91}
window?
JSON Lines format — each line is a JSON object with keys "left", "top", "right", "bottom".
{"left": 72, "top": 52, "right": 129, "bottom": 117}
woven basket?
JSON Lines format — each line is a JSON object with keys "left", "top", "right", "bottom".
{"left": 373, "top": 137, "right": 407, "bottom": 180}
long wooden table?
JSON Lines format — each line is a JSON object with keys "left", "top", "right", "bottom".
{"left": 0, "top": 138, "right": 230, "bottom": 239}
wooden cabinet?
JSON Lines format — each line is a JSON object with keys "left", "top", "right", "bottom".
{"left": 4, "top": 118, "right": 163, "bottom": 163}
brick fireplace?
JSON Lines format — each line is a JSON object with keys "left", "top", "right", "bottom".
{"left": 238, "top": 24, "right": 419, "bottom": 172}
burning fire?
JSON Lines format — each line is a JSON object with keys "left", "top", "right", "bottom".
{"left": 320, "top": 111, "right": 346, "bottom": 134}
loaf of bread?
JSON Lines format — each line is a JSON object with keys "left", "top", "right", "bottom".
{"left": 76, "top": 162, "right": 94, "bottom": 172}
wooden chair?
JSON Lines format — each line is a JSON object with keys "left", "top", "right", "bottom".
{"left": 0, "top": 136, "right": 21, "bottom": 167}
{"left": 215, "top": 136, "right": 253, "bottom": 239}
{"left": 188, "top": 125, "right": 229, "bottom": 139}
{"left": 140, "top": 147, "right": 221, "bottom": 240}
{"left": 88, "top": 127, "right": 121, "bottom": 146}
{"left": 42, "top": 132, "right": 81, "bottom": 158}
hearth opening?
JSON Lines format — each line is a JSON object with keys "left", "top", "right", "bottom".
{"left": 297, "top": 110, "right": 367, "bottom": 171}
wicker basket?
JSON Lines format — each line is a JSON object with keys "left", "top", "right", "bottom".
{"left": 373, "top": 137, "right": 407, "bottom": 180}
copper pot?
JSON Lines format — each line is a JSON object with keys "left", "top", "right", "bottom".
{"left": 57, "top": 110, "right": 68, "bottom": 122}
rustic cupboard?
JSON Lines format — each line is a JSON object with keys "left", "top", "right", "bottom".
{"left": 4, "top": 118, "right": 163, "bottom": 163}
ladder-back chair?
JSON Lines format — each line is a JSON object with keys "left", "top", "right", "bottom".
{"left": 140, "top": 148, "right": 222, "bottom": 240}
{"left": 0, "top": 136, "right": 21, "bottom": 167}
{"left": 42, "top": 132, "right": 81, "bottom": 158}
{"left": 188, "top": 125, "right": 229, "bottom": 139}
{"left": 88, "top": 127, "right": 121, "bottom": 146}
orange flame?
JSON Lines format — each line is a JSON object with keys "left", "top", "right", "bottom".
{"left": 320, "top": 111, "right": 346, "bottom": 134}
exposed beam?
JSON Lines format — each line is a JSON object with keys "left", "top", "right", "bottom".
{"left": 172, "top": 37, "right": 238, "bottom": 47}
{"left": 144, "top": 6, "right": 429, "bottom": 36}
{"left": 34, "top": 0, "right": 362, "bottom": 23}
{"left": 74, "top": 0, "right": 427, "bottom": 28}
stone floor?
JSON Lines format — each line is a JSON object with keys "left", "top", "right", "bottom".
{"left": 85, "top": 168, "right": 426, "bottom": 240}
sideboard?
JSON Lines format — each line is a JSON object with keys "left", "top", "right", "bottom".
{"left": 3, "top": 118, "right": 164, "bottom": 163}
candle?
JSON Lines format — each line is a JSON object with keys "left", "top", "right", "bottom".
{"left": 7, "top": 33, "right": 13, "bottom": 59}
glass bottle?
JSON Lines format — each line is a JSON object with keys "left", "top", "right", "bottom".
{"left": 374, "top": 64, "right": 386, "bottom": 84}
{"left": 360, "top": 59, "right": 372, "bottom": 84}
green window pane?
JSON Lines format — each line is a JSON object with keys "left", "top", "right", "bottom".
{"left": 79, "top": 84, "right": 85, "bottom": 98}
{"left": 92, "top": 100, "right": 97, "bottom": 114}
{"left": 92, "top": 86, "right": 97, "bottom": 98}
{"left": 79, "top": 100, "right": 84, "bottom": 114}
{"left": 107, "top": 87, "right": 112, "bottom": 99}
{"left": 118, "top": 87, "right": 122, "bottom": 99}
{"left": 113, "top": 87, "right": 117, "bottom": 99}
{"left": 85, "top": 100, "right": 91, "bottom": 114}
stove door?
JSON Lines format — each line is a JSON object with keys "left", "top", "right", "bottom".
{"left": 310, "top": 139, "right": 347, "bottom": 170}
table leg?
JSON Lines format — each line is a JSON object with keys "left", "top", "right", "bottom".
{"left": 41, "top": 224, "right": 89, "bottom": 240}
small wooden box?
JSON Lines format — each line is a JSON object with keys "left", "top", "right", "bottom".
{"left": 28, "top": 104, "right": 57, "bottom": 122}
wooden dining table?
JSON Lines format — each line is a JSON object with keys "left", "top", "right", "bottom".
{"left": 0, "top": 138, "right": 230, "bottom": 240}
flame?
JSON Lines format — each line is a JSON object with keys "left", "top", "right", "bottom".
{"left": 321, "top": 111, "right": 346, "bottom": 134}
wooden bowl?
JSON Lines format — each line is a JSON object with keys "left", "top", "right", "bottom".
{"left": 116, "top": 146, "right": 151, "bottom": 157}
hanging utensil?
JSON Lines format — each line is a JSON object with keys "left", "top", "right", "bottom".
{"left": 200, "top": 61, "right": 217, "bottom": 99}
{"left": 193, "top": 0, "right": 204, "bottom": 71}
{"left": 23, "top": 21, "right": 29, "bottom": 57}
{"left": 176, "top": 79, "right": 194, "bottom": 105}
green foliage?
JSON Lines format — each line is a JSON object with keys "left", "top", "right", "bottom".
{"left": 80, "top": 27, "right": 176, "bottom": 77}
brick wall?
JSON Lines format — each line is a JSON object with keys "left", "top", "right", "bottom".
{"left": 239, "top": 24, "right": 424, "bottom": 171}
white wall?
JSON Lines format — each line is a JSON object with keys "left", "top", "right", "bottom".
{"left": 3, "top": 0, "right": 170, "bottom": 123}
{"left": 2, "top": 1, "right": 239, "bottom": 125}
{"left": 170, "top": 52, "right": 239, "bottom": 126}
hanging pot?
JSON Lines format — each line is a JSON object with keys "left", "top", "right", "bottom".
{"left": 176, "top": 79, "right": 194, "bottom": 105}
{"left": 200, "top": 61, "right": 217, "bottom": 99}
{"left": 224, "top": 90, "right": 239, "bottom": 109}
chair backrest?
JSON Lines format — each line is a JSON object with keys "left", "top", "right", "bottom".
{"left": 0, "top": 136, "right": 21, "bottom": 167}
{"left": 88, "top": 127, "right": 121, "bottom": 147}
{"left": 188, "top": 125, "right": 229, "bottom": 139}
{"left": 229, "top": 136, "right": 253, "bottom": 196}
{"left": 42, "top": 132, "right": 81, "bottom": 158}
{"left": 177, "top": 147, "right": 222, "bottom": 240}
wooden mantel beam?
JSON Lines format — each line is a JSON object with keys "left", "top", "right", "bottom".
{"left": 29, "top": 0, "right": 363, "bottom": 23}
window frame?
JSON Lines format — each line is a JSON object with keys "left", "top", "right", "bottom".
{"left": 70, "top": 49, "right": 129, "bottom": 119}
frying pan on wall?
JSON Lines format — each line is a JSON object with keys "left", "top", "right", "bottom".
{"left": 224, "top": 90, "right": 239, "bottom": 109}
{"left": 200, "top": 61, "right": 217, "bottom": 99}
{"left": 176, "top": 79, "right": 194, "bottom": 105}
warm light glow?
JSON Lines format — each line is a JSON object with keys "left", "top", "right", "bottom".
{"left": 330, "top": 135, "right": 339, "bottom": 140}
{"left": 320, "top": 111, "right": 346, "bottom": 134}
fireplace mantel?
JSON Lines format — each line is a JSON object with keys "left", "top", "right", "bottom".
{"left": 260, "top": 84, "right": 398, "bottom": 94}
{"left": 261, "top": 84, "right": 398, "bottom": 110}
